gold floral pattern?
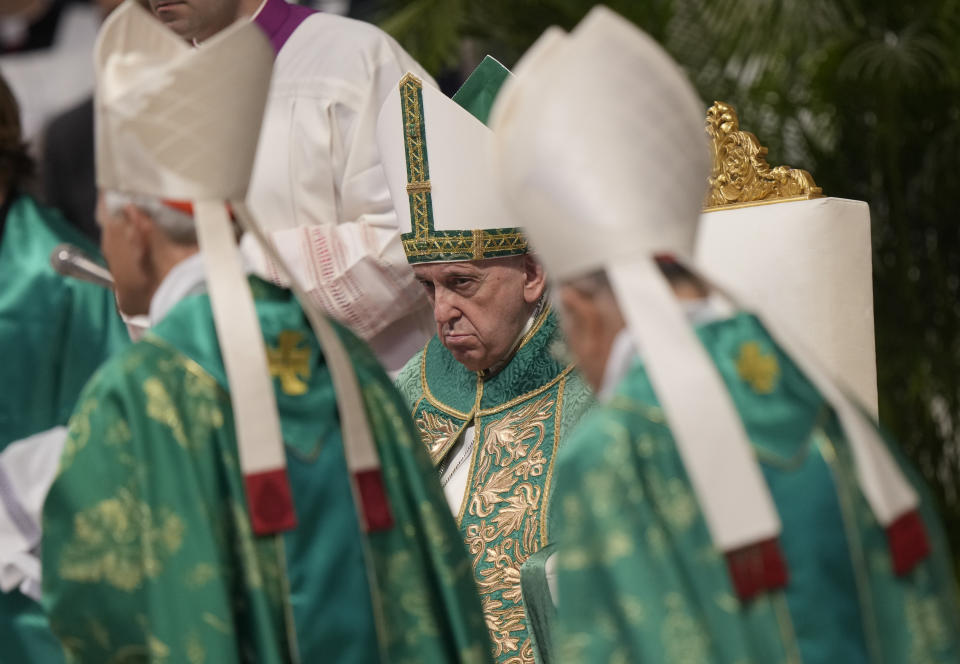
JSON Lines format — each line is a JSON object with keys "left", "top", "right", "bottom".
{"left": 58, "top": 487, "right": 185, "bottom": 591}
{"left": 138, "top": 346, "right": 225, "bottom": 449}
{"left": 662, "top": 592, "right": 710, "bottom": 663}
{"left": 144, "top": 378, "right": 188, "bottom": 447}
{"left": 400, "top": 310, "right": 594, "bottom": 664}
{"left": 415, "top": 411, "right": 462, "bottom": 464}
{"left": 461, "top": 393, "right": 557, "bottom": 664}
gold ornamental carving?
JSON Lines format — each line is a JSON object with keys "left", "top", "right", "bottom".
{"left": 704, "top": 101, "right": 822, "bottom": 211}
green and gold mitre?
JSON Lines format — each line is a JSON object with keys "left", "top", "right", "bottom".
{"left": 376, "top": 56, "right": 527, "bottom": 264}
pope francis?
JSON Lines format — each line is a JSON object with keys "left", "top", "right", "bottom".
{"left": 377, "top": 57, "right": 594, "bottom": 664}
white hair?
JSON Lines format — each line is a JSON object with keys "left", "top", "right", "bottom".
{"left": 102, "top": 190, "right": 197, "bottom": 244}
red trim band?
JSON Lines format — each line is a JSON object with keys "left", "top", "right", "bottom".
{"left": 244, "top": 468, "right": 298, "bottom": 535}
{"left": 886, "top": 510, "right": 930, "bottom": 576}
{"left": 355, "top": 468, "right": 393, "bottom": 532}
{"left": 725, "top": 537, "right": 789, "bottom": 601}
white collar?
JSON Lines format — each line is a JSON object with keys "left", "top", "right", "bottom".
{"left": 682, "top": 293, "right": 733, "bottom": 327}
{"left": 148, "top": 253, "right": 208, "bottom": 326}
{"left": 598, "top": 294, "right": 733, "bottom": 401}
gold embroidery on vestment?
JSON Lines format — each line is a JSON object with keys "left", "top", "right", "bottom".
{"left": 416, "top": 411, "right": 463, "bottom": 464}
{"left": 412, "top": 309, "right": 571, "bottom": 663}
{"left": 462, "top": 394, "right": 555, "bottom": 663}
{"left": 477, "top": 366, "right": 573, "bottom": 417}
{"left": 58, "top": 487, "right": 185, "bottom": 591}
{"left": 267, "top": 330, "right": 311, "bottom": 396}
{"left": 541, "top": 377, "right": 565, "bottom": 546}
{"left": 419, "top": 347, "right": 471, "bottom": 420}
{"left": 736, "top": 341, "right": 780, "bottom": 394}
{"left": 144, "top": 377, "right": 188, "bottom": 446}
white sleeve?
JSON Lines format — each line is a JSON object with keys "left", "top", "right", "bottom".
{"left": 246, "top": 29, "right": 434, "bottom": 341}
{"left": 0, "top": 426, "right": 68, "bottom": 601}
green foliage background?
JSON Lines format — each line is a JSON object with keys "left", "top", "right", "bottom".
{"left": 377, "top": 0, "right": 960, "bottom": 560}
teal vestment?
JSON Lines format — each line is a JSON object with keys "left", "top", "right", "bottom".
{"left": 42, "top": 277, "right": 492, "bottom": 663}
{"left": 549, "top": 313, "right": 959, "bottom": 663}
{"left": 0, "top": 194, "right": 128, "bottom": 449}
{"left": 0, "top": 194, "right": 128, "bottom": 664}
{"left": 397, "top": 308, "right": 593, "bottom": 664}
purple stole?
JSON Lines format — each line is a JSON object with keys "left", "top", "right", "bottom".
{"left": 253, "top": 0, "right": 315, "bottom": 54}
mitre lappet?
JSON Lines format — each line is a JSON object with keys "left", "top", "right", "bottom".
{"left": 490, "top": 5, "right": 927, "bottom": 599}
{"left": 95, "top": 0, "right": 391, "bottom": 536}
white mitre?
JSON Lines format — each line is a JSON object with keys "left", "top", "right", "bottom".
{"left": 375, "top": 62, "right": 527, "bottom": 266}
{"left": 95, "top": 1, "right": 290, "bottom": 535}
{"left": 492, "top": 5, "right": 780, "bottom": 563}
{"left": 95, "top": 2, "right": 270, "bottom": 201}
{"left": 94, "top": 1, "right": 392, "bottom": 539}
{"left": 491, "top": 5, "right": 920, "bottom": 592}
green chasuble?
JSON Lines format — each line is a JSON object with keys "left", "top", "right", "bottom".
{"left": 396, "top": 308, "right": 594, "bottom": 664}
{"left": 0, "top": 194, "right": 128, "bottom": 664}
{"left": 0, "top": 193, "right": 129, "bottom": 449}
{"left": 41, "top": 277, "right": 492, "bottom": 664}
{"left": 549, "top": 313, "right": 960, "bottom": 664}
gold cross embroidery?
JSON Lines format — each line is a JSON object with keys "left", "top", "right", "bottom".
{"left": 267, "top": 330, "right": 311, "bottom": 396}
{"left": 736, "top": 341, "right": 780, "bottom": 394}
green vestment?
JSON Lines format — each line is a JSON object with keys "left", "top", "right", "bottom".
{"left": 0, "top": 194, "right": 128, "bottom": 449}
{"left": 396, "top": 308, "right": 594, "bottom": 664}
{"left": 41, "top": 277, "right": 492, "bottom": 664}
{"left": 0, "top": 194, "right": 129, "bottom": 664}
{"left": 549, "top": 313, "right": 960, "bottom": 663}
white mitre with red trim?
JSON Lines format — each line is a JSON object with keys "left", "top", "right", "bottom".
{"left": 95, "top": 0, "right": 292, "bottom": 535}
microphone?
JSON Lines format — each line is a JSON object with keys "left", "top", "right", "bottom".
{"left": 50, "top": 243, "right": 115, "bottom": 290}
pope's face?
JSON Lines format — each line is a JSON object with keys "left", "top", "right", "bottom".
{"left": 148, "top": 0, "right": 242, "bottom": 42}
{"left": 413, "top": 256, "right": 545, "bottom": 372}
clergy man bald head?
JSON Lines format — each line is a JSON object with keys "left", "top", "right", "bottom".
{"left": 377, "top": 59, "right": 547, "bottom": 373}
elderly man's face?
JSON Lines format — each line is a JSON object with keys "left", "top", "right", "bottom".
{"left": 556, "top": 285, "right": 605, "bottom": 391}
{"left": 413, "top": 255, "right": 545, "bottom": 372}
{"left": 555, "top": 283, "right": 625, "bottom": 392}
{"left": 148, "top": 0, "right": 242, "bottom": 42}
